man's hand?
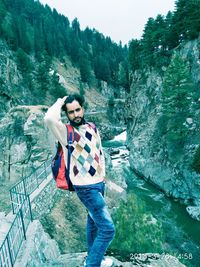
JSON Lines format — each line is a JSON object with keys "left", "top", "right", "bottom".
{"left": 62, "top": 96, "right": 68, "bottom": 103}
{"left": 61, "top": 96, "right": 68, "bottom": 111}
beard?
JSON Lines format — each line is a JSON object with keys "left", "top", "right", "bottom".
{"left": 69, "top": 116, "right": 85, "bottom": 127}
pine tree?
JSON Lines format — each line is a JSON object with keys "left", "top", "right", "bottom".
{"left": 173, "top": 0, "right": 200, "bottom": 41}
{"left": 78, "top": 48, "right": 92, "bottom": 84}
{"left": 128, "top": 39, "right": 142, "bottom": 71}
{"left": 118, "top": 60, "right": 129, "bottom": 90}
{"left": 161, "top": 53, "right": 195, "bottom": 155}
{"left": 94, "top": 55, "right": 111, "bottom": 83}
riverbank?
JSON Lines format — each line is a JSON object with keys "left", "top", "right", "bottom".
{"left": 103, "top": 132, "right": 200, "bottom": 267}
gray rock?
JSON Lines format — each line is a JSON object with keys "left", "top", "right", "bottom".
{"left": 186, "top": 206, "right": 200, "bottom": 221}
{"left": 126, "top": 36, "right": 200, "bottom": 209}
{"left": 0, "top": 105, "right": 53, "bottom": 182}
{"left": 15, "top": 220, "right": 186, "bottom": 267}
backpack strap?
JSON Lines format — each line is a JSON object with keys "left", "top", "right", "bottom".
{"left": 66, "top": 124, "right": 75, "bottom": 143}
{"left": 66, "top": 125, "right": 75, "bottom": 189}
{"left": 87, "top": 122, "right": 97, "bottom": 133}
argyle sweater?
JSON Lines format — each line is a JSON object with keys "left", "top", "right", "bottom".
{"left": 44, "top": 98, "right": 105, "bottom": 186}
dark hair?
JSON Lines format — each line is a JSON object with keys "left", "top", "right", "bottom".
{"left": 62, "top": 93, "right": 85, "bottom": 112}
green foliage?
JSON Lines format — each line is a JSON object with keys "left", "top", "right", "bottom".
{"left": 172, "top": 0, "right": 200, "bottom": 41}
{"left": 118, "top": 60, "right": 130, "bottom": 90}
{"left": 79, "top": 82, "right": 85, "bottom": 97}
{"left": 161, "top": 54, "right": 194, "bottom": 149}
{"left": 1, "top": 13, "right": 16, "bottom": 47}
{"left": 49, "top": 72, "right": 66, "bottom": 100}
{"left": 191, "top": 146, "right": 200, "bottom": 174}
{"left": 94, "top": 55, "right": 111, "bottom": 83}
{"left": 128, "top": 39, "right": 143, "bottom": 71}
{"left": 16, "top": 48, "right": 32, "bottom": 73}
{"left": 111, "top": 194, "right": 165, "bottom": 255}
{"left": 0, "top": 0, "right": 7, "bottom": 26}
{"left": 128, "top": 0, "right": 200, "bottom": 70}
{"left": 0, "top": 0, "right": 128, "bottom": 88}
{"left": 108, "top": 96, "right": 115, "bottom": 106}
{"left": 78, "top": 48, "right": 92, "bottom": 83}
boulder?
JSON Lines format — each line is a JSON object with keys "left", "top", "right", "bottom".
{"left": 186, "top": 206, "right": 200, "bottom": 221}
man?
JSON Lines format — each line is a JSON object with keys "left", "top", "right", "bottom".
{"left": 44, "top": 94, "right": 115, "bottom": 267}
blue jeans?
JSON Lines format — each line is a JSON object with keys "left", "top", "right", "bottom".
{"left": 74, "top": 182, "right": 115, "bottom": 267}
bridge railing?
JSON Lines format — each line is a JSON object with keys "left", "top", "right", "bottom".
{"left": 0, "top": 195, "right": 32, "bottom": 267}
{"left": 9, "top": 159, "right": 52, "bottom": 214}
{"left": 0, "top": 158, "right": 52, "bottom": 267}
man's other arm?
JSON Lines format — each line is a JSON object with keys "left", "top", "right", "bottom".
{"left": 44, "top": 97, "right": 68, "bottom": 146}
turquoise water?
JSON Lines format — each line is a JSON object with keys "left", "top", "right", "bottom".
{"left": 103, "top": 139, "right": 200, "bottom": 267}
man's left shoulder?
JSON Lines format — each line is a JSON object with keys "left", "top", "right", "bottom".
{"left": 87, "top": 122, "right": 97, "bottom": 133}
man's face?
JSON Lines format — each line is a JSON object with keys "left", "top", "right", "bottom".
{"left": 65, "top": 100, "right": 84, "bottom": 125}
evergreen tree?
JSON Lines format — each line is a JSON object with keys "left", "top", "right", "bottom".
{"left": 129, "top": 39, "right": 143, "bottom": 71}
{"left": 164, "top": 11, "right": 179, "bottom": 50}
{"left": 94, "top": 55, "right": 111, "bottom": 83}
{"left": 173, "top": 0, "right": 200, "bottom": 41}
{"left": 0, "top": 0, "right": 7, "bottom": 30}
{"left": 118, "top": 60, "right": 129, "bottom": 91}
{"left": 35, "top": 52, "right": 52, "bottom": 100}
{"left": 1, "top": 12, "right": 16, "bottom": 48}
{"left": 0, "top": 0, "right": 128, "bottom": 89}
{"left": 71, "top": 17, "right": 81, "bottom": 38}
{"left": 161, "top": 53, "right": 195, "bottom": 157}
{"left": 141, "top": 17, "right": 157, "bottom": 65}
{"left": 78, "top": 48, "right": 92, "bottom": 84}
{"left": 16, "top": 47, "right": 32, "bottom": 73}
{"left": 79, "top": 81, "right": 85, "bottom": 97}
{"left": 49, "top": 72, "right": 66, "bottom": 99}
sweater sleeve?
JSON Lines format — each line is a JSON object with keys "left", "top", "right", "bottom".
{"left": 44, "top": 97, "right": 67, "bottom": 146}
{"left": 97, "top": 129, "right": 106, "bottom": 177}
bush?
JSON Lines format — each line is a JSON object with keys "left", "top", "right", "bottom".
{"left": 191, "top": 146, "right": 200, "bottom": 174}
{"left": 110, "top": 193, "right": 165, "bottom": 256}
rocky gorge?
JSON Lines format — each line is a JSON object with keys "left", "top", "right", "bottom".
{"left": 1, "top": 31, "right": 200, "bottom": 266}
{"left": 124, "top": 36, "right": 200, "bottom": 221}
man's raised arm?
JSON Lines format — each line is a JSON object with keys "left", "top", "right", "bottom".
{"left": 44, "top": 96, "right": 68, "bottom": 146}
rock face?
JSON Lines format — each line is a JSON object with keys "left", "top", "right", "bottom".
{"left": 15, "top": 220, "right": 186, "bottom": 267}
{"left": 0, "top": 105, "right": 53, "bottom": 182}
{"left": 126, "top": 37, "right": 200, "bottom": 212}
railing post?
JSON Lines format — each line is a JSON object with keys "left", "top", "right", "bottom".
{"left": 22, "top": 179, "right": 27, "bottom": 196}
{"left": 6, "top": 236, "right": 14, "bottom": 267}
{"left": 27, "top": 195, "right": 33, "bottom": 222}
{"left": 44, "top": 161, "right": 48, "bottom": 179}
{"left": 9, "top": 190, "right": 15, "bottom": 215}
{"left": 19, "top": 209, "right": 26, "bottom": 240}
{"left": 36, "top": 169, "right": 39, "bottom": 188}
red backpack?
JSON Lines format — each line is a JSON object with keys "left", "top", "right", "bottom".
{"left": 51, "top": 123, "right": 96, "bottom": 191}
{"left": 51, "top": 124, "right": 75, "bottom": 191}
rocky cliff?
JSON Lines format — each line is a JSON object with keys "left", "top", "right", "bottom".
{"left": 0, "top": 105, "right": 52, "bottom": 182}
{"left": 126, "top": 36, "right": 200, "bottom": 219}
{"left": 14, "top": 220, "right": 186, "bottom": 267}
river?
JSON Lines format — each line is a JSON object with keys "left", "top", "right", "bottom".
{"left": 103, "top": 132, "right": 200, "bottom": 267}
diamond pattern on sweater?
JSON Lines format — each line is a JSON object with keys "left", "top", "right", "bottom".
{"left": 75, "top": 132, "right": 81, "bottom": 142}
{"left": 84, "top": 144, "right": 91, "bottom": 153}
{"left": 89, "top": 166, "right": 96, "bottom": 176}
{"left": 78, "top": 155, "right": 85, "bottom": 165}
{"left": 70, "top": 124, "right": 103, "bottom": 180}
{"left": 94, "top": 153, "right": 99, "bottom": 163}
{"left": 85, "top": 131, "right": 92, "bottom": 141}
{"left": 73, "top": 165, "right": 79, "bottom": 176}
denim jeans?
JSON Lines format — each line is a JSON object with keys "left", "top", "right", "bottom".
{"left": 74, "top": 182, "right": 115, "bottom": 267}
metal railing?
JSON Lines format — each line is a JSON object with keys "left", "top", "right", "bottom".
{"left": 0, "top": 196, "right": 32, "bottom": 267}
{"left": 9, "top": 159, "right": 52, "bottom": 214}
{"left": 0, "top": 158, "right": 52, "bottom": 267}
